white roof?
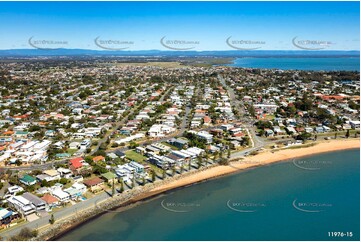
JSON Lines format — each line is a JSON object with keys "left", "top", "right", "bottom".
{"left": 52, "top": 189, "right": 69, "bottom": 199}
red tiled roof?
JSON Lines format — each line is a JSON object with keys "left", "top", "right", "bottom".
{"left": 83, "top": 177, "right": 104, "bottom": 187}
{"left": 69, "top": 157, "right": 84, "bottom": 169}
{"left": 41, "top": 194, "right": 58, "bottom": 204}
{"left": 92, "top": 156, "right": 105, "bottom": 162}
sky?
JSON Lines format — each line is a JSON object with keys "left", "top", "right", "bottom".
{"left": 0, "top": 1, "right": 359, "bottom": 51}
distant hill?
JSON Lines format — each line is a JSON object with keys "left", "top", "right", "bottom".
{"left": 0, "top": 49, "right": 359, "bottom": 57}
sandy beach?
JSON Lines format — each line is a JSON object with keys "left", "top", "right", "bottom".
{"left": 133, "top": 139, "right": 360, "bottom": 201}
{"left": 25, "top": 138, "right": 360, "bottom": 241}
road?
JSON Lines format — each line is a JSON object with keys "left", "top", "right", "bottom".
{"left": 218, "top": 74, "right": 264, "bottom": 148}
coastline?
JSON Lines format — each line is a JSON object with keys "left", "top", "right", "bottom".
{"left": 132, "top": 139, "right": 360, "bottom": 201}
{"left": 29, "top": 138, "right": 359, "bottom": 241}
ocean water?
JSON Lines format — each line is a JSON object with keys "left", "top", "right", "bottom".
{"left": 227, "top": 57, "right": 360, "bottom": 71}
{"left": 58, "top": 149, "right": 360, "bottom": 241}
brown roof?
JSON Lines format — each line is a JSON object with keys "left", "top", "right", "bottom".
{"left": 83, "top": 177, "right": 104, "bottom": 187}
{"left": 41, "top": 194, "right": 58, "bottom": 204}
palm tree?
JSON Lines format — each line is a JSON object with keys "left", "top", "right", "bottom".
{"left": 219, "top": 149, "right": 224, "bottom": 159}
{"left": 197, "top": 156, "right": 203, "bottom": 169}
{"left": 212, "top": 152, "right": 217, "bottom": 163}
{"left": 142, "top": 176, "right": 146, "bottom": 186}
{"left": 151, "top": 170, "right": 156, "bottom": 182}
{"left": 111, "top": 178, "right": 115, "bottom": 197}
{"left": 131, "top": 177, "right": 136, "bottom": 188}
{"left": 203, "top": 152, "right": 209, "bottom": 165}
{"left": 162, "top": 169, "right": 166, "bottom": 179}
{"left": 120, "top": 179, "right": 124, "bottom": 193}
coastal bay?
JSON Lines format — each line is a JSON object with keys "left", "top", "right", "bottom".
{"left": 55, "top": 139, "right": 360, "bottom": 241}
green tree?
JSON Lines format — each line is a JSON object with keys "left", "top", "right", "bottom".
{"left": 120, "top": 179, "right": 124, "bottom": 193}
{"left": 112, "top": 178, "right": 115, "bottom": 197}
{"left": 151, "top": 170, "right": 156, "bottom": 182}
{"left": 49, "top": 214, "right": 55, "bottom": 224}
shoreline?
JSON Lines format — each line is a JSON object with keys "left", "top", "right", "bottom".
{"left": 131, "top": 139, "right": 360, "bottom": 201}
{"left": 30, "top": 138, "right": 359, "bottom": 241}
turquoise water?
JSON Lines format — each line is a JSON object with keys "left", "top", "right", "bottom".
{"left": 58, "top": 149, "right": 360, "bottom": 241}
{"left": 228, "top": 57, "right": 360, "bottom": 71}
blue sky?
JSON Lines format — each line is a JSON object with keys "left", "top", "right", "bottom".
{"left": 0, "top": 1, "right": 359, "bottom": 50}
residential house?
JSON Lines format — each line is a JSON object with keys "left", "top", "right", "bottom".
{"left": 19, "top": 175, "right": 37, "bottom": 186}
{"left": 21, "top": 192, "right": 46, "bottom": 211}
{"left": 83, "top": 177, "right": 104, "bottom": 193}
{"left": 7, "top": 196, "right": 35, "bottom": 216}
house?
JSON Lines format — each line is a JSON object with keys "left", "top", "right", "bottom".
{"left": 148, "top": 124, "right": 175, "bottom": 137}
{"left": 80, "top": 139, "right": 91, "bottom": 150}
{"left": 220, "top": 124, "right": 234, "bottom": 131}
{"left": 41, "top": 194, "right": 59, "bottom": 210}
{"left": 83, "top": 177, "right": 104, "bottom": 192}
{"left": 33, "top": 140, "right": 51, "bottom": 152}
{"left": 350, "top": 120, "right": 360, "bottom": 129}
{"left": 286, "top": 126, "right": 297, "bottom": 134}
{"left": 167, "top": 138, "right": 189, "bottom": 149}
{"left": 264, "top": 128, "right": 274, "bottom": 137}
{"left": 70, "top": 183, "right": 87, "bottom": 194}
{"left": 64, "top": 187, "right": 83, "bottom": 200}
{"left": 128, "top": 161, "right": 145, "bottom": 174}
{"left": 203, "top": 116, "right": 212, "bottom": 126}
{"left": 315, "top": 126, "right": 325, "bottom": 133}
{"left": 7, "top": 196, "right": 35, "bottom": 216}
{"left": 196, "top": 131, "right": 213, "bottom": 144}
{"left": 69, "top": 142, "right": 80, "bottom": 150}
{"left": 0, "top": 208, "right": 20, "bottom": 227}
{"left": 21, "top": 192, "right": 46, "bottom": 211}
{"left": 273, "top": 126, "right": 286, "bottom": 135}
{"left": 101, "top": 172, "right": 118, "bottom": 184}
{"left": 135, "top": 147, "right": 146, "bottom": 155}
{"left": 57, "top": 168, "right": 72, "bottom": 178}
{"left": 93, "top": 156, "right": 105, "bottom": 163}
{"left": 7, "top": 185, "right": 24, "bottom": 196}
{"left": 19, "top": 175, "right": 37, "bottom": 186}
{"left": 305, "top": 127, "right": 314, "bottom": 133}
{"left": 114, "top": 150, "right": 126, "bottom": 158}
{"left": 148, "top": 155, "right": 169, "bottom": 169}
{"left": 55, "top": 153, "right": 71, "bottom": 159}
{"left": 43, "top": 169, "right": 61, "bottom": 181}
{"left": 51, "top": 189, "right": 70, "bottom": 203}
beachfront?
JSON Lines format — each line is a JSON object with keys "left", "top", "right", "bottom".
{"left": 134, "top": 138, "right": 360, "bottom": 200}
{"left": 14, "top": 138, "right": 359, "bottom": 241}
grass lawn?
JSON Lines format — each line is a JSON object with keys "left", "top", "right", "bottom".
{"left": 66, "top": 149, "right": 78, "bottom": 155}
{"left": 125, "top": 150, "right": 147, "bottom": 163}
